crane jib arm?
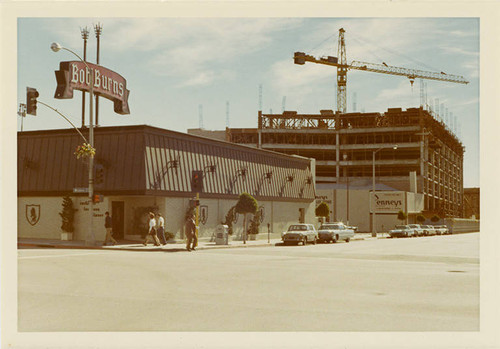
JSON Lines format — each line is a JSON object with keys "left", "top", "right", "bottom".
{"left": 349, "top": 61, "right": 469, "bottom": 84}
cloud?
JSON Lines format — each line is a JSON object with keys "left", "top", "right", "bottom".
{"left": 120, "top": 18, "right": 303, "bottom": 85}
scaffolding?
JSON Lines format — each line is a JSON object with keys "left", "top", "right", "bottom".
{"left": 228, "top": 107, "right": 464, "bottom": 217}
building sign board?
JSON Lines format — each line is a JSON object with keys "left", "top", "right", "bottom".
{"left": 54, "top": 61, "right": 130, "bottom": 114}
{"left": 370, "top": 191, "right": 405, "bottom": 213}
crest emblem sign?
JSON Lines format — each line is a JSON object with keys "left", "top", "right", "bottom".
{"left": 26, "top": 204, "right": 40, "bottom": 226}
{"left": 200, "top": 205, "right": 208, "bottom": 225}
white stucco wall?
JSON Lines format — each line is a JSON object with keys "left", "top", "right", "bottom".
{"left": 18, "top": 195, "right": 316, "bottom": 242}
{"left": 18, "top": 196, "right": 109, "bottom": 241}
{"left": 315, "top": 189, "right": 422, "bottom": 233}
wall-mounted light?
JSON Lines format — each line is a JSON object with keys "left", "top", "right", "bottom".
{"left": 204, "top": 164, "right": 217, "bottom": 174}
{"left": 299, "top": 176, "right": 313, "bottom": 198}
{"left": 255, "top": 170, "right": 274, "bottom": 196}
{"left": 227, "top": 168, "right": 247, "bottom": 194}
{"left": 280, "top": 174, "right": 295, "bottom": 197}
{"left": 167, "top": 159, "right": 179, "bottom": 170}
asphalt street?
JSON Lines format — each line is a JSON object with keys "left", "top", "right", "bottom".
{"left": 17, "top": 233, "right": 479, "bottom": 332}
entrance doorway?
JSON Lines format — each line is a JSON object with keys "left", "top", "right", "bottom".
{"left": 112, "top": 201, "right": 125, "bottom": 239}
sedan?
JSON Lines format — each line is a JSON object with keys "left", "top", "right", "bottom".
{"left": 388, "top": 225, "right": 415, "bottom": 238}
{"left": 282, "top": 224, "right": 318, "bottom": 246}
{"left": 317, "top": 223, "right": 355, "bottom": 243}
{"left": 422, "top": 225, "right": 436, "bottom": 236}
{"left": 434, "top": 225, "right": 450, "bottom": 235}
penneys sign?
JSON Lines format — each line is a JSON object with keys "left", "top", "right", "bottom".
{"left": 54, "top": 61, "right": 130, "bottom": 114}
{"left": 370, "top": 191, "right": 405, "bottom": 213}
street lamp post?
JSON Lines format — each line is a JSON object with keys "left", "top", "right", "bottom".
{"left": 51, "top": 42, "right": 96, "bottom": 245}
{"left": 372, "top": 145, "right": 398, "bottom": 237}
{"left": 343, "top": 153, "right": 349, "bottom": 225}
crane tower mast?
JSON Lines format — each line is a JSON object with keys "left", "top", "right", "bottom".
{"left": 337, "top": 28, "right": 347, "bottom": 113}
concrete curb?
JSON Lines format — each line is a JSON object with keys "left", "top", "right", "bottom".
{"left": 17, "top": 234, "right": 377, "bottom": 252}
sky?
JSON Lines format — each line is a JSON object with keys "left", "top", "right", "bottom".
{"left": 16, "top": 17, "right": 479, "bottom": 187}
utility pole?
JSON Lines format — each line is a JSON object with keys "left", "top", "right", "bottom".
{"left": 18, "top": 103, "right": 26, "bottom": 131}
{"left": 80, "top": 27, "right": 89, "bottom": 128}
{"left": 94, "top": 22, "right": 102, "bottom": 126}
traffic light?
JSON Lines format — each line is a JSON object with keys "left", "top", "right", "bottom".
{"left": 92, "top": 194, "right": 103, "bottom": 203}
{"left": 191, "top": 170, "right": 203, "bottom": 193}
{"left": 189, "top": 199, "right": 200, "bottom": 207}
{"left": 26, "top": 87, "right": 39, "bottom": 116}
{"left": 95, "top": 164, "right": 104, "bottom": 185}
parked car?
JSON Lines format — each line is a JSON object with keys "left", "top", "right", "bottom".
{"left": 347, "top": 225, "right": 358, "bottom": 233}
{"left": 408, "top": 224, "right": 425, "bottom": 237}
{"left": 282, "top": 224, "right": 318, "bottom": 245}
{"left": 388, "top": 225, "right": 415, "bottom": 238}
{"left": 317, "top": 222, "right": 355, "bottom": 243}
{"left": 433, "top": 225, "right": 450, "bottom": 235}
{"left": 422, "top": 225, "right": 436, "bottom": 236}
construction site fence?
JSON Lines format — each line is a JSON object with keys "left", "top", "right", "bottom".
{"left": 444, "top": 218, "right": 480, "bottom": 233}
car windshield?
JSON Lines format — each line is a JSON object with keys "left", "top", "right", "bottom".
{"left": 288, "top": 225, "right": 306, "bottom": 231}
{"left": 320, "top": 224, "right": 342, "bottom": 230}
{"left": 395, "top": 225, "right": 407, "bottom": 229}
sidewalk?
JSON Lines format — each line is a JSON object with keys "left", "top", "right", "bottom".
{"left": 18, "top": 233, "right": 383, "bottom": 252}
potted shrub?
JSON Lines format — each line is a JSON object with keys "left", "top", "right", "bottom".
{"left": 222, "top": 206, "right": 237, "bottom": 241}
{"left": 59, "top": 196, "right": 76, "bottom": 240}
{"left": 248, "top": 208, "right": 262, "bottom": 240}
{"left": 235, "top": 192, "right": 258, "bottom": 244}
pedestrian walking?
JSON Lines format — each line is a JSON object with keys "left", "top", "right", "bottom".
{"left": 143, "top": 212, "right": 161, "bottom": 246}
{"left": 156, "top": 213, "right": 167, "bottom": 245}
{"left": 185, "top": 216, "right": 197, "bottom": 251}
{"left": 104, "top": 211, "right": 117, "bottom": 246}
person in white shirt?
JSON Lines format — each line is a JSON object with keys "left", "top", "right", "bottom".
{"left": 156, "top": 213, "right": 167, "bottom": 245}
{"left": 143, "top": 212, "right": 161, "bottom": 246}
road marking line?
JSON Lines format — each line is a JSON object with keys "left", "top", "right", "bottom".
{"left": 19, "top": 252, "right": 109, "bottom": 260}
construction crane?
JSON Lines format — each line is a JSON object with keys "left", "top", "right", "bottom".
{"left": 294, "top": 28, "right": 469, "bottom": 113}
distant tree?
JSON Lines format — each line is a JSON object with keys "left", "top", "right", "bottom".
{"left": 316, "top": 202, "right": 330, "bottom": 220}
{"left": 431, "top": 215, "right": 441, "bottom": 223}
{"left": 397, "top": 210, "right": 407, "bottom": 224}
{"left": 416, "top": 214, "right": 426, "bottom": 224}
{"left": 235, "top": 193, "right": 258, "bottom": 243}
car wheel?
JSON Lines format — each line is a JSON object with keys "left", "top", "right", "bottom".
{"left": 345, "top": 238, "right": 350, "bottom": 243}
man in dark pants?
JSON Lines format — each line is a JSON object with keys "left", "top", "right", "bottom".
{"left": 104, "top": 211, "right": 117, "bottom": 246}
{"left": 185, "top": 217, "right": 197, "bottom": 251}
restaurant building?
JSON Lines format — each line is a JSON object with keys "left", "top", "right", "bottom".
{"left": 18, "top": 125, "right": 316, "bottom": 242}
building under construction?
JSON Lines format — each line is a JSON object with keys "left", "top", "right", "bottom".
{"left": 225, "top": 107, "right": 464, "bottom": 218}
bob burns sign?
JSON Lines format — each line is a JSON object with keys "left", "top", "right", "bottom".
{"left": 54, "top": 61, "right": 130, "bottom": 114}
